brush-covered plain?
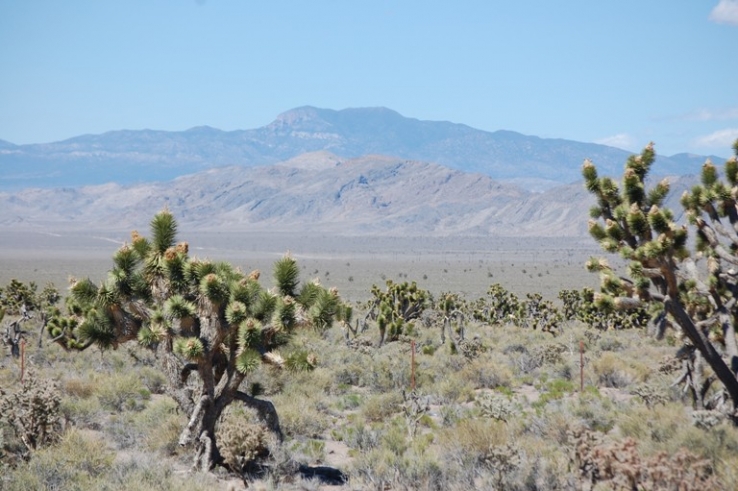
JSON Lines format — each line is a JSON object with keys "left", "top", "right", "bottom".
{"left": 2, "top": 231, "right": 736, "bottom": 490}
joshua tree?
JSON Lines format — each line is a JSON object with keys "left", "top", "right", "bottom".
{"left": 366, "top": 280, "right": 430, "bottom": 345}
{"left": 558, "top": 288, "right": 650, "bottom": 331}
{"left": 1, "top": 280, "right": 60, "bottom": 354}
{"left": 583, "top": 140, "right": 738, "bottom": 413}
{"left": 45, "top": 210, "right": 347, "bottom": 471}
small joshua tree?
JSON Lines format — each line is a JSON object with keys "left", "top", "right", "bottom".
{"left": 478, "top": 283, "right": 521, "bottom": 325}
{"left": 558, "top": 287, "right": 650, "bottom": 331}
{"left": 1, "top": 280, "right": 60, "bottom": 353}
{"left": 366, "top": 280, "right": 430, "bottom": 345}
{"left": 45, "top": 210, "right": 347, "bottom": 472}
{"left": 583, "top": 140, "right": 738, "bottom": 413}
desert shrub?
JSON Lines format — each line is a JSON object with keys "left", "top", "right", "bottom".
{"left": 352, "top": 447, "right": 399, "bottom": 489}
{"left": 136, "top": 366, "right": 168, "bottom": 395}
{"left": 336, "top": 393, "right": 363, "bottom": 411}
{"left": 378, "top": 420, "right": 409, "bottom": 457}
{"left": 459, "top": 355, "right": 513, "bottom": 390}
{"left": 532, "top": 342, "right": 568, "bottom": 366}
{"left": 716, "top": 454, "right": 738, "bottom": 491}
{"left": 353, "top": 443, "right": 446, "bottom": 491}
{"left": 505, "top": 344, "right": 543, "bottom": 375}
{"left": 297, "top": 366, "right": 334, "bottom": 395}
{"left": 434, "top": 418, "right": 523, "bottom": 489}
{"left": 290, "top": 438, "right": 326, "bottom": 464}
{"left": 105, "top": 414, "right": 141, "bottom": 449}
{"left": 526, "top": 404, "right": 580, "bottom": 447}
{"left": 507, "top": 449, "right": 575, "bottom": 491}
{"left": 438, "top": 403, "right": 464, "bottom": 427}
{"left": 592, "top": 352, "right": 639, "bottom": 388}
{"left": 3, "top": 429, "right": 222, "bottom": 491}
{"left": 62, "top": 376, "right": 96, "bottom": 399}
{"left": 333, "top": 362, "right": 364, "bottom": 386}
{"left": 616, "top": 404, "right": 688, "bottom": 447}
{"left": 266, "top": 367, "right": 334, "bottom": 439}
{"left": 217, "top": 406, "right": 274, "bottom": 475}
{"left": 1, "top": 428, "right": 114, "bottom": 490}
{"left": 0, "top": 370, "right": 62, "bottom": 456}
{"left": 96, "top": 372, "right": 151, "bottom": 412}
{"left": 362, "top": 391, "right": 403, "bottom": 422}
{"left": 99, "top": 396, "right": 183, "bottom": 452}
{"left": 434, "top": 375, "right": 474, "bottom": 404}
{"left": 630, "top": 382, "right": 669, "bottom": 409}
{"left": 571, "top": 391, "right": 616, "bottom": 433}
{"left": 243, "top": 363, "right": 286, "bottom": 396}
{"left": 393, "top": 450, "right": 445, "bottom": 491}
{"left": 530, "top": 378, "right": 576, "bottom": 410}
{"left": 690, "top": 409, "right": 729, "bottom": 431}
{"left": 59, "top": 395, "right": 103, "bottom": 429}
{"left": 273, "top": 398, "right": 330, "bottom": 438}
{"left": 666, "top": 420, "right": 738, "bottom": 471}
{"left": 475, "top": 391, "right": 517, "bottom": 422}
{"left": 598, "top": 334, "right": 625, "bottom": 352}
{"left": 139, "top": 397, "right": 184, "bottom": 455}
{"left": 341, "top": 421, "right": 379, "bottom": 451}
{"left": 361, "top": 349, "right": 414, "bottom": 392}
{"left": 552, "top": 360, "right": 575, "bottom": 381}
{"left": 569, "top": 427, "right": 721, "bottom": 490}
{"left": 437, "top": 418, "right": 509, "bottom": 466}
{"left": 95, "top": 457, "right": 224, "bottom": 491}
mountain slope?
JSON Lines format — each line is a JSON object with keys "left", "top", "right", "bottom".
{"left": 0, "top": 152, "right": 597, "bottom": 236}
{"left": 0, "top": 107, "right": 719, "bottom": 190}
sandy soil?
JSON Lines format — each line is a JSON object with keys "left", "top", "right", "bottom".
{"left": 0, "top": 229, "right": 602, "bottom": 302}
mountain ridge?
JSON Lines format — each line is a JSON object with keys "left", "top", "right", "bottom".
{"left": 0, "top": 151, "right": 697, "bottom": 238}
{"left": 1, "top": 106, "right": 723, "bottom": 190}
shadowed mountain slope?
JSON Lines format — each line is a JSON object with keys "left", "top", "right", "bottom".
{"left": 0, "top": 152, "right": 596, "bottom": 236}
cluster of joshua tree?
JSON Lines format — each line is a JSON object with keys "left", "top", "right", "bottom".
{"left": 2, "top": 139, "right": 738, "bottom": 478}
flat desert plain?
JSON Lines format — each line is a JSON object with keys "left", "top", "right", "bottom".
{"left": 0, "top": 229, "right": 602, "bottom": 303}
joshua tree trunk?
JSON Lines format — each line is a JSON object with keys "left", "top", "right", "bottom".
{"left": 582, "top": 141, "right": 738, "bottom": 414}
{"left": 665, "top": 298, "right": 738, "bottom": 410}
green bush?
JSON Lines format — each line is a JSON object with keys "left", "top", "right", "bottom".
{"left": 362, "top": 392, "right": 403, "bottom": 422}
{"left": 96, "top": 372, "right": 150, "bottom": 412}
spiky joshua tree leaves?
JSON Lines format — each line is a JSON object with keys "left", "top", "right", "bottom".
{"left": 584, "top": 140, "right": 738, "bottom": 414}
{"left": 45, "top": 211, "right": 347, "bottom": 472}
{"left": 368, "top": 280, "right": 430, "bottom": 345}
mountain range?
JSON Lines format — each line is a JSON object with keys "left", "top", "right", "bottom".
{"left": 0, "top": 107, "right": 717, "bottom": 236}
{"left": 0, "top": 106, "right": 721, "bottom": 191}
{"left": 0, "top": 151, "right": 699, "bottom": 237}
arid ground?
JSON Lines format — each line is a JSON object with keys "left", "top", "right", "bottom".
{"left": 4, "top": 227, "right": 738, "bottom": 490}
{"left": 0, "top": 230, "right": 601, "bottom": 303}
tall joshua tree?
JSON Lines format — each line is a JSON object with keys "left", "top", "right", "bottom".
{"left": 583, "top": 140, "right": 738, "bottom": 414}
{"left": 46, "top": 210, "right": 347, "bottom": 471}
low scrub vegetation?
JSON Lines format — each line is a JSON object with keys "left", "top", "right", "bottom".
{"left": 2, "top": 141, "right": 738, "bottom": 489}
{"left": 4, "top": 282, "right": 738, "bottom": 489}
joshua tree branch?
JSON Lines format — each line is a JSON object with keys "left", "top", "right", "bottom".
{"left": 665, "top": 297, "right": 738, "bottom": 409}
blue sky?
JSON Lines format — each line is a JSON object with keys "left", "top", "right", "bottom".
{"left": 1, "top": 1, "right": 737, "bottom": 157}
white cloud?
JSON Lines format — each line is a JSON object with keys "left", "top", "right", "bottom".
{"left": 654, "top": 106, "right": 738, "bottom": 123}
{"left": 693, "top": 128, "right": 738, "bottom": 148}
{"left": 684, "top": 107, "right": 738, "bottom": 121}
{"left": 710, "top": 0, "right": 738, "bottom": 25}
{"left": 595, "top": 133, "right": 636, "bottom": 150}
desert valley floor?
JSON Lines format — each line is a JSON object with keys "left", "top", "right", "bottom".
{"left": 0, "top": 229, "right": 602, "bottom": 303}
